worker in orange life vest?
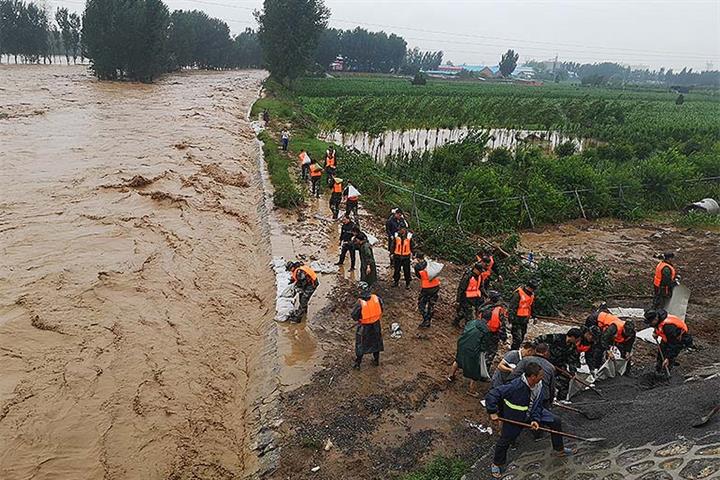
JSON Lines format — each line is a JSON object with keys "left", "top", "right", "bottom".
{"left": 351, "top": 282, "right": 384, "bottom": 369}
{"left": 476, "top": 249, "right": 502, "bottom": 291}
{"left": 414, "top": 253, "right": 440, "bottom": 329}
{"left": 592, "top": 311, "right": 636, "bottom": 368}
{"left": 453, "top": 262, "right": 484, "bottom": 328}
{"left": 286, "top": 261, "right": 319, "bottom": 323}
{"left": 653, "top": 252, "right": 678, "bottom": 309}
{"left": 392, "top": 227, "right": 414, "bottom": 289}
{"left": 324, "top": 145, "right": 337, "bottom": 186}
{"left": 508, "top": 280, "right": 538, "bottom": 350}
{"left": 329, "top": 177, "right": 343, "bottom": 219}
{"left": 309, "top": 158, "right": 323, "bottom": 198}
{"left": 479, "top": 290, "right": 508, "bottom": 368}
{"left": 644, "top": 309, "right": 693, "bottom": 373}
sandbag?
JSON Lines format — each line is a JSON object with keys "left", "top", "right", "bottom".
{"left": 666, "top": 283, "right": 690, "bottom": 320}
{"left": 347, "top": 185, "right": 360, "bottom": 197}
{"left": 426, "top": 259, "right": 444, "bottom": 280}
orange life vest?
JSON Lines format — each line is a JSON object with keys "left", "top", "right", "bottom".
{"left": 576, "top": 340, "right": 591, "bottom": 353}
{"left": 653, "top": 261, "right": 676, "bottom": 288}
{"left": 325, "top": 153, "right": 336, "bottom": 168}
{"left": 310, "top": 164, "right": 323, "bottom": 177}
{"left": 291, "top": 265, "right": 317, "bottom": 284}
{"left": 487, "top": 306, "right": 505, "bottom": 333}
{"left": 332, "top": 182, "right": 343, "bottom": 193}
{"left": 360, "top": 294, "right": 382, "bottom": 324}
{"left": 465, "top": 275, "right": 481, "bottom": 299}
{"left": 655, "top": 315, "right": 688, "bottom": 344}
{"left": 598, "top": 312, "right": 628, "bottom": 344}
{"left": 394, "top": 234, "right": 412, "bottom": 256}
{"left": 419, "top": 269, "right": 440, "bottom": 289}
{"left": 516, "top": 288, "right": 534, "bottom": 317}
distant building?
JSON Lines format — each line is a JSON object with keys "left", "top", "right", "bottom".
{"left": 512, "top": 66, "right": 536, "bottom": 79}
{"left": 437, "top": 65, "right": 464, "bottom": 73}
{"left": 330, "top": 56, "right": 344, "bottom": 71}
{"left": 460, "top": 64, "right": 501, "bottom": 78}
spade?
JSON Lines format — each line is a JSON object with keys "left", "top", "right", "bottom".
{"left": 692, "top": 405, "right": 720, "bottom": 428}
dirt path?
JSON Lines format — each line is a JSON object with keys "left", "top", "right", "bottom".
{"left": 0, "top": 66, "right": 275, "bottom": 479}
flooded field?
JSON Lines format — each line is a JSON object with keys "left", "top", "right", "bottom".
{"left": 0, "top": 66, "right": 275, "bottom": 479}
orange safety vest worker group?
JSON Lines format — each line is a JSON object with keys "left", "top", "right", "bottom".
{"left": 310, "top": 163, "right": 323, "bottom": 177}
{"left": 598, "top": 312, "right": 629, "bottom": 344}
{"left": 655, "top": 315, "right": 688, "bottom": 344}
{"left": 653, "top": 261, "right": 676, "bottom": 288}
{"left": 465, "top": 275, "right": 481, "bottom": 299}
{"left": 486, "top": 305, "right": 505, "bottom": 333}
{"left": 515, "top": 288, "right": 534, "bottom": 317}
{"left": 394, "top": 234, "right": 412, "bottom": 257}
{"left": 419, "top": 269, "right": 440, "bottom": 289}
{"left": 325, "top": 152, "right": 336, "bottom": 169}
{"left": 360, "top": 294, "right": 383, "bottom": 324}
{"left": 291, "top": 265, "right": 318, "bottom": 285}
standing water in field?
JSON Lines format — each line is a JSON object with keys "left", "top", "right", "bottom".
{"left": 320, "top": 127, "right": 587, "bottom": 163}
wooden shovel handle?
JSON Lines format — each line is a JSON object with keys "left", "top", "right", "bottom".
{"left": 498, "top": 416, "right": 594, "bottom": 442}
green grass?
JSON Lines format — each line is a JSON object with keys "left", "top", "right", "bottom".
{"left": 258, "top": 130, "right": 304, "bottom": 208}
{"left": 675, "top": 211, "right": 720, "bottom": 230}
{"left": 401, "top": 456, "right": 469, "bottom": 480}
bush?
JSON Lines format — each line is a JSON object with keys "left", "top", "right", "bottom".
{"left": 555, "top": 141, "right": 577, "bottom": 157}
{"left": 411, "top": 72, "right": 427, "bottom": 85}
{"left": 403, "top": 456, "right": 468, "bottom": 480}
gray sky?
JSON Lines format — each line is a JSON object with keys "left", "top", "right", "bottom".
{"left": 50, "top": 0, "right": 720, "bottom": 70}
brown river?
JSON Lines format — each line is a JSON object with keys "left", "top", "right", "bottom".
{"left": 0, "top": 66, "right": 276, "bottom": 479}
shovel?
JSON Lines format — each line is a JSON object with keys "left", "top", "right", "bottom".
{"left": 555, "top": 366, "right": 604, "bottom": 398}
{"left": 692, "top": 405, "right": 720, "bottom": 428}
{"left": 498, "top": 417, "right": 606, "bottom": 443}
{"left": 657, "top": 345, "right": 672, "bottom": 378}
{"left": 553, "top": 401, "right": 602, "bottom": 420}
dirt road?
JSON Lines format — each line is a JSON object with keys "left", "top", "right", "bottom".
{"left": 0, "top": 66, "right": 275, "bottom": 479}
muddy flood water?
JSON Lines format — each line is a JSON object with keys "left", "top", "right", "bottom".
{"left": 0, "top": 66, "right": 276, "bottom": 479}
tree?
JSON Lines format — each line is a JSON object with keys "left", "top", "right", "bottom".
{"left": 55, "top": 7, "right": 72, "bottom": 63}
{"left": 68, "top": 12, "right": 81, "bottom": 63}
{"left": 255, "top": 0, "right": 330, "bottom": 85}
{"left": 499, "top": 49, "right": 519, "bottom": 77}
{"left": 401, "top": 47, "right": 442, "bottom": 75}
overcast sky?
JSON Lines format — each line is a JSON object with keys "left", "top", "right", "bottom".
{"left": 51, "top": 0, "right": 720, "bottom": 70}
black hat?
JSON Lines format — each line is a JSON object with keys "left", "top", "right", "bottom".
{"left": 527, "top": 279, "right": 540, "bottom": 289}
{"left": 663, "top": 252, "right": 675, "bottom": 260}
{"left": 488, "top": 290, "right": 502, "bottom": 302}
{"left": 285, "top": 261, "right": 296, "bottom": 271}
{"left": 567, "top": 327, "right": 583, "bottom": 338}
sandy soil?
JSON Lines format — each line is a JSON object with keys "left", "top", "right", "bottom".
{"left": 0, "top": 66, "right": 276, "bottom": 479}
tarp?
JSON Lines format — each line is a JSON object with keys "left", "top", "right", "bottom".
{"left": 666, "top": 284, "right": 691, "bottom": 320}
{"left": 637, "top": 327, "right": 659, "bottom": 344}
{"left": 347, "top": 185, "right": 360, "bottom": 197}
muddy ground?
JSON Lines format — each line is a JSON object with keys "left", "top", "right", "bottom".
{"left": 266, "top": 171, "right": 720, "bottom": 478}
{"left": 0, "top": 66, "right": 275, "bottom": 479}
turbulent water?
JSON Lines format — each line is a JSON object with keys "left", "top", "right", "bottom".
{"left": 0, "top": 66, "right": 275, "bottom": 479}
{"left": 320, "top": 127, "right": 587, "bottom": 163}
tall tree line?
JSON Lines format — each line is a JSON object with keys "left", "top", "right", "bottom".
{"left": 314, "top": 27, "right": 409, "bottom": 73}
{"left": 81, "top": 0, "right": 262, "bottom": 82}
{"left": 0, "top": 1, "right": 81, "bottom": 64}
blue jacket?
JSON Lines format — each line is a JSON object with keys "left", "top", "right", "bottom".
{"left": 485, "top": 376, "right": 544, "bottom": 424}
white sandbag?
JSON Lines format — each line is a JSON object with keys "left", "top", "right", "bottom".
{"left": 347, "top": 185, "right": 360, "bottom": 197}
{"left": 608, "top": 307, "right": 646, "bottom": 318}
{"left": 309, "top": 261, "right": 339, "bottom": 274}
{"left": 366, "top": 233, "right": 378, "bottom": 246}
{"left": 271, "top": 257, "right": 296, "bottom": 322}
{"left": 637, "top": 327, "right": 659, "bottom": 344}
{"left": 666, "top": 283, "right": 691, "bottom": 320}
{"left": 425, "top": 259, "right": 444, "bottom": 280}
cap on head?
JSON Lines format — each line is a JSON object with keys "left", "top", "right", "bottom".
{"left": 663, "top": 252, "right": 675, "bottom": 260}
{"left": 644, "top": 309, "right": 667, "bottom": 324}
{"left": 488, "top": 290, "right": 502, "bottom": 302}
{"left": 527, "top": 279, "right": 540, "bottom": 289}
{"left": 286, "top": 261, "right": 300, "bottom": 271}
